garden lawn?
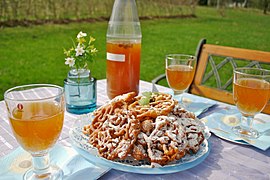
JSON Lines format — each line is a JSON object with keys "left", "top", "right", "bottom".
{"left": 0, "top": 7, "right": 270, "bottom": 100}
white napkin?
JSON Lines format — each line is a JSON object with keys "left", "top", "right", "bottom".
{"left": 203, "top": 107, "right": 270, "bottom": 150}
{"left": 0, "top": 144, "right": 110, "bottom": 180}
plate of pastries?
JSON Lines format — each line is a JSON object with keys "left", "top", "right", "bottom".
{"left": 69, "top": 92, "right": 211, "bottom": 174}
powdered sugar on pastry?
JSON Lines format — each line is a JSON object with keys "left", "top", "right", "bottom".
{"left": 83, "top": 92, "right": 206, "bottom": 166}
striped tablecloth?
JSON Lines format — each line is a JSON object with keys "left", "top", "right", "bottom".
{"left": 1, "top": 79, "right": 270, "bottom": 180}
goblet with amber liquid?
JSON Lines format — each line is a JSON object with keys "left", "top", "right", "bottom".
{"left": 233, "top": 68, "right": 270, "bottom": 139}
{"left": 166, "top": 54, "right": 197, "bottom": 105}
{"left": 4, "top": 84, "right": 65, "bottom": 180}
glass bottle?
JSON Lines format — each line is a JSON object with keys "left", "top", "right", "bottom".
{"left": 106, "top": 0, "right": 142, "bottom": 99}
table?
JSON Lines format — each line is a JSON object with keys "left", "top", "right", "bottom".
{"left": 1, "top": 79, "right": 270, "bottom": 179}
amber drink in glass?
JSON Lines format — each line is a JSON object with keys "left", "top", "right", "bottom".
{"left": 233, "top": 68, "right": 270, "bottom": 138}
{"left": 166, "top": 54, "right": 196, "bottom": 105}
{"left": 4, "top": 84, "right": 65, "bottom": 180}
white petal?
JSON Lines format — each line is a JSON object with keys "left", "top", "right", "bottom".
{"left": 65, "top": 57, "right": 75, "bottom": 67}
{"left": 75, "top": 46, "right": 85, "bottom": 56}
{"left": 77, "top": 31, "right": 87, "bottom": 39}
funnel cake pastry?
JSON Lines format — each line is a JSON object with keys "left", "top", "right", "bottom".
{"left": 128, "top": 92, "right": 177, "bottom": 120}
{"left": 83, "top": 92, "right": 206, "bottom": 166}
{"left": 83, "top": 92, "right": 140, "bottom": 160}
{"left": 140, "top": 116, "right": 187, "bottom": 165}
{"left": 170, "top": 105, "right": 204, "bottom": 154}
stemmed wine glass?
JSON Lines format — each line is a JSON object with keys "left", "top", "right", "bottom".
{"left": 4, "top": 84, "right": 65, "bottom": 180}
{"left": 232, "top": 68, "right": 270, "bottom": 139}
{"left": 165, "top": 54, "right": 197, "bottom": 105}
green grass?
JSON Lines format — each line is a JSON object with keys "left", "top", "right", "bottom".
{"left": 0, "top": 7, "right": 270, "bottom": 100}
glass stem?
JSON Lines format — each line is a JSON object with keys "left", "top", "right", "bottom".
{"left": 173, "top": 90, "right": 185, "bottom": 107}
{"left": 241, "top": 115, "right": 254, "bottom": 130}
{"left": 32, "top": 153, "right": 50, "bottom": 177}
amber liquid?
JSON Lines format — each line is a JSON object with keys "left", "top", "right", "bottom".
{"left": 9, "top": 102, "right": 64, "bottom": 153}
{"left": 234, "top": 78, "right": 270, "bottom": 116}
{"left": 106, "top": 41, "right": 141, "bottom": 99}
{"left": 166, "top": 65, "right": 195, "bottom": 91}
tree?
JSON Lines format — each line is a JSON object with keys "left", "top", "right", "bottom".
{"left": 263, "top": 0, "right": 269, "bottom": 14}
{"left": 217, "top": 0, "right": 227, "bottom": 17}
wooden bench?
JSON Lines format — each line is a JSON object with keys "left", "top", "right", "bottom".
{"left": 152, "top": 39, "right": 270, "bottom": 114}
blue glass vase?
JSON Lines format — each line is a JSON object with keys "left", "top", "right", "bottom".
{"left": 64, "top": 68, "right": 97, "bottom": 114}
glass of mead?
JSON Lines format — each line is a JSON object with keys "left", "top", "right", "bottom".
{"left": 232, "top": 68, "right": 270, "bottom": 139}
{"left": 165, "top": 54, "right": 197, "bottom": 104}
{"left": 4, "top": 84, "right": 65, "bottom": 180}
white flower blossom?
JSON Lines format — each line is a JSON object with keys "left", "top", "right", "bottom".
{"left": 65, "top": 57, "right": 75, "bottom": 67}
{"left": 65, "top": 31, "right": 98, "bottom": 68}
{"left": 77, "top": 31, "right": 87, "bottom": 39}
{"left": 75, "top": 44, "right": 85, "bottom": 56}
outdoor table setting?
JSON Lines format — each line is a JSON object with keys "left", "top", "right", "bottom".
{"left": 1, "top": 0, "right": 270, "bottom": 180}
{"left": 1, "top": 79, "right": 270, "bottom": 180}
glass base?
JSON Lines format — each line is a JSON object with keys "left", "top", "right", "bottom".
{"left": 66, "top": 103, "right": 96, "bottom": 114}
{"left": 232, "top": 126, "right": 260, "bottom": 139}
{"left": 172, "top": 92, "right": 187, "bottom": 108}
{"left": 173, "top": 90, "right": 185, "bottom": 96}
{"left": 24, "top": 165, "right": 63, "bottom": 180}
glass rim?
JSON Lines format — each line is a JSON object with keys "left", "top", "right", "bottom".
{"left": 64, "top": 77, "right": 96, "bottom": 86}
{"left": 4, "top": 84, "right": 64, "bottom": 102}
{"left": 166, "top": 54, "right": 197, "bottom": 61}
{"left": 234, "top": 67, "right": 270, "bottom": 78}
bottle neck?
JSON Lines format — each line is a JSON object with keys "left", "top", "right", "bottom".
{"left": 110, "top": 0, "right": 140, "bottom": 23}
{"left": 107, "top": 0, "right": 141, "bottom": 39}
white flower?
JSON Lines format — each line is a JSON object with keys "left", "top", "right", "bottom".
{"left": 75, "top": 44, "right": 85, "bottom": 56}
{"left": 65, "top": 57, "right": 75, "bottom": 67}
{"left": 65, "top": 31, "right": 98, "bottom": 69}
{"left": 77, "top": 31, "right": 87, "bottom": 39}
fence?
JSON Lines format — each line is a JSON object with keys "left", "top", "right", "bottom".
{"left": 0, "top": 0, "right": 198, "bottom": 26}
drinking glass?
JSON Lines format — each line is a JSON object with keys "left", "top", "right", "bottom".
{"left": 165, "top": 54, "right": 197, "bottom": 104}
{"left": 4, "top": 84, "right": 65, "bottom": 180}
{"left": 232, "top": 68, "right": 270, "bottom": 139}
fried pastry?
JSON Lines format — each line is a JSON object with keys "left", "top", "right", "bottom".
{"left": 83, "top": 92, "right": 206, "bottom": 166}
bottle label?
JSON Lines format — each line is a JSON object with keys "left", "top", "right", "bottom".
{"left": 107, "top": 52, "right": 125, "bottom": 62}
